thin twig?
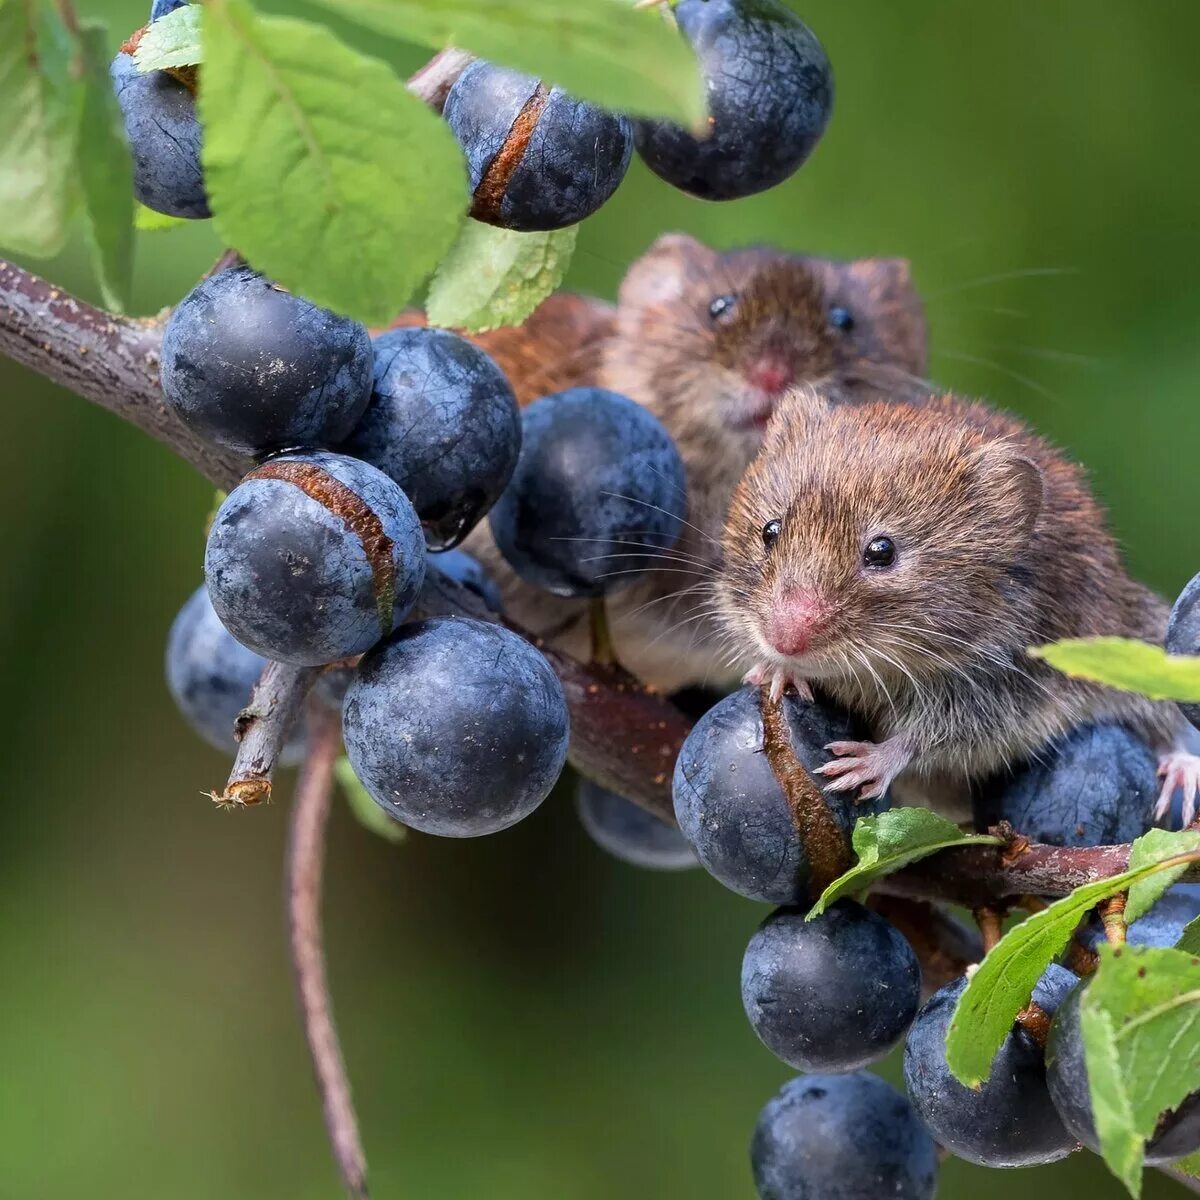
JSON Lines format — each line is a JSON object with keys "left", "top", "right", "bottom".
{"left": 1099, "top": 894, "right": 1128, "bottom": 946}
{"left": 405, "top": 48, "right": 474, "bottom": 111}
{"left": 972, "top": 905, "right": 1005, "bottom": 955}
{"left": 286, "top": 704, "right": 368, "bottom": 1199}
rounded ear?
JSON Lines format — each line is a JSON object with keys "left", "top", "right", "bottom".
{"left": 971, "top": 445, "right": 1044, "bottom": 539}
{"left": 618, "top": 233, "right": 719, "bottom": 310}
{"left": 847, "top": 257, "right": 913, "bottom": 295}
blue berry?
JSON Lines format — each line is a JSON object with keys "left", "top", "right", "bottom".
{"left": 161, "top": 266, "right": 373, "bottom": 456}
{"left": 575, "top": 778, "right": 696, "bottom": 871}
{"left": 742, "top": 900, "right": 920, "bottom": 1072}
{"left": 972, "top": 722, "right": 1156, "bottom": 847}
{"left": 636, "top": 0, "right": 833, "bottom": 201}
{"left": 751, "top": 1072, "right": 938, "bottom": 1200}
{"left": 903, "top": 966, "right": 1078, "bottom": 1167}
{"left": 110, "top": 51, "right": 208, "bottom": 219}
{"left": 149, "top": 0, "right": 187, "bottom": 17}
{"left": 429, "top": 547, "right": 503, "bottom": 614}
{"left": 489, "top": 388, "right": 686, "bottom": 598}
{"left": 1047, "top": 980, "right": 1200, "bottom": 1163}
{"left": 672, "top": 686, "right": 889, "bottom": 903}
{"left": 342, "top": 617, "right": 569, "bottom": 837}
{"left": 165, "top": 584, "right": 305, "bottom": 762}
{"left": 340, "top": 328, "right": 520, "bottom": 550}
{"left": 1168, "top": 571, "right": 1200, "bottom": 729}
{"left": 444, "top": 61, "right": 633, "bottom": 232}
{"left": 205, "top": 451, "right": 425, "bottom": 667}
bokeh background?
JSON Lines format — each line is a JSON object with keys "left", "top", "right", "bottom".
{"left": 2, "top": 2, "right": 1198, "bottom": 1197}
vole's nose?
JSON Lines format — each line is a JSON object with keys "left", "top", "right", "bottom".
{"left": 746, "top": 357, "right": 794, "bottom": 397}
{"left": 767, "top": 589, "right": 829, "bottom": 657}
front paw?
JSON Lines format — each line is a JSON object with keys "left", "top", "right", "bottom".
{"left": 743, "top": 663, "right": 814, "bottom": 704}
{"left": 1156, "top": 751, "right": 1200, "bottom": 827}
{"left": 816, "top": 738, "right": 911, "bottom": 802}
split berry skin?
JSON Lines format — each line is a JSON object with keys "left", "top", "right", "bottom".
{"left": 1167, "top": 570, "right": 1200, "bottom": 729}
{"left": 489, "top": 388, "right": 687, "bottom": 598}
{"left": 165, "top": 584, "right": 305, "bottom": 763}
{"left": 160, "top": 266, "right": 374, "bottom": 457}
{"left": 443, "top": 61, "right": 634, "bottom": 232}
{"left": 341, "top": 328, "right": 521, "bottom": 550}
{"left": 751, "top": 1072, "right": 938, "bottom": 1200}
{"left": 205, "top": 451, "right": 426, "bottom": 667}
{"left": 342, "top": 617, "right": 569, "bottom": 837}
{"left": 672, "top": 687, "right": 889, "bottom": 903}
{"left": 110, "top": 52, "right": 209, "bottom": 219}
{"left": 972, "top": 722, "right": 1156, "bottom": 847}
{"left": 575, "top": 778, "right": 697, "bottom": 871}
{"left": 741, "top": 900, "right": 921, "bottom": 1072}
{"left": 1046, "top": 982, "right": 1200, "bottom": 1164}
{"left": 903, "top": 965, "right": 1078, "bottom": 1168}
{"left": 635, "top": 0, "right": 833, "bottom": 201}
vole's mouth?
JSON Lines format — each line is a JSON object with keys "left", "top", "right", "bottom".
{"left": 730, "top": 384, "right": 782, "bottom": 431}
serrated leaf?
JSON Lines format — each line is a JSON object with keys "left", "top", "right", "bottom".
{"left": 1082, "top": 946, "right": 1200, "bottom": 1196}
{"left": 0, "top": 0, "right": 81, "bottom": 257}
{"left": 200, "top": 0, "right": 466, "bottom": 324}
{"left": 807, "top": 808, "right": 1002, "bottom": 918}
{"left": 426, "top": 222, "right": 576, "bottom": 333}
{"left": 1173, "top": 1151, "right": 1200, "bottom": 1180}
{"left": 1179, "top": 917, "right": 1200, "bottom": 955}
{"left": 134, "top": 4, "right": 203, "bottom": 72}
{"left": 335, "top": 756, "right": 407, "bottom": 844}
{"left": 135, "top": 202, "right": 187, "bottom": 231}
{"left": 308, "top": 0, "right": 702, "bottom": 123}
{"left": 1126, "top": 829, "right": 1200, "bottom": 924}
{"left": 946, "top": 829, "right": 1200, "bottom": 1087}
{"left": 1030, "top": 637, "right": 1200, "bottom": 702}
{"left": 76, "top": 23, "right": 133, "bottom": 312}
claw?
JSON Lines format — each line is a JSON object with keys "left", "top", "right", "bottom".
{"left": 1156, "top": 751, "right": 1200, "bottom": 827}
{"left": 817, "top": 736, "right": 913, "bottom": 802}
{"left": 742, "top": 663, "right": 813, "bottom": 703}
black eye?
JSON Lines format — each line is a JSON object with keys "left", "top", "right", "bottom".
{"left": 761, "top": 519, "right": 782, "bottom": 550}
{"left": 862, "top": 536, "right": 896, "bottom": 569}
{"left": 709, "top": 293, "right": 737, "bottom": 322}
{"left": 829, "top": 305, "right": 855, "bottom": 332}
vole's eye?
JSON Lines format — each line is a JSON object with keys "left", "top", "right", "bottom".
{"left": 709, "top": 294, "right": 738, "bottom": 323}
{"left": 761, "top": 519, "right": 782, "bottom": 550}
{"left": 829, "top": 305, "right": 855, "bottom": 332}
{"left": 862, "top": 536, "right": 896, "bottom": 569}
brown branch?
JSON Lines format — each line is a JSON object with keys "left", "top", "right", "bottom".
{"left": 868, "top": 896, "right": 981, "bottom": 998}
{"left": 286, "top": 704, "right": 368, "bottom": 1199}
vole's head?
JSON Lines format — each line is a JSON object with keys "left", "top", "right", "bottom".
{"left": 718, "top": 394, "right": 1044, "bottom": 687}
{"left": 605, "top": 234, "right": 928, "bottom": 482}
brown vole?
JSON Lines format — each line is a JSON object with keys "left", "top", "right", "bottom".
{"left": 462, "top": 233, "right": 930, "bottom": 692}
{"left": 717, "top": 391, "right": 1200, "bottom": 820}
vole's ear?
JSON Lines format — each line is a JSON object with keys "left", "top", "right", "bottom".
{"left": 618, "top": 233, "right": 718, "bottom": 309}
{"left": 847, "top": 257, "right": 913, "bottom": 295}
{"left": 971, "top": 444, "right": 1044, "bottom": 539}
{"left": 846, "top": 257, "right": 928, "bottom": 376}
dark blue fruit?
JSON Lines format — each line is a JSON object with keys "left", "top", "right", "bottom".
{"left": 575, "top": 778, "right": 696, "bottom": 871}
{"left": 489, "top": 388, "right": 686, "bottom": 598}
{"left": 342, "top": 617, "right": 569, "bottom": 837}
{"left": 149, "top": 0, "right": 187, "bottom": 18}
{"left": 341, "top": 328, "right": 520, "bottom": 550}
{"left": 1168, "top": 571, "right": 1200, "bottom": 729}
{"left": 444, "top": 60, "right": 634, "bottom": 232}
{"left": 165, "top": 584, "right": 304, "bottom": 762}
{"left": 429, "top": 547, "right": 503, "bottom": 613}
{"left": 903, "top": 965, "right": 1077, "bottom": 1167}
{"left": 635, "top": 0, "right": 833, "bottom": 201}
{"left": 161, "top": 266, "right": 373, "bottom": 456}
{"left": 672, "top": 686, "right": 889, "bottom": 903}
{"left": 742, "top": 900, "right": 920, "bottom": 1072}
{"left": 205, "top": 451, "right": 425, "bottom": 667}
{"left": 972, "top": 722, "right": 1156, "bottom": 847}
{"left": 110, "top": 52, "right": 208, "bottom": 219}
{"left": 1047, "top": 981, "right": 1200, "bottom": 1163}
{"left": 751, "top": 1072, "right": 938, "bottom": 1200}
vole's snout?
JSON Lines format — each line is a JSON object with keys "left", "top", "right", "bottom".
{"left": 766, "top": 587, "right": 831, "bottom": 657}
{"left": 745, "top": 356, "right": 794, "bottom": 398}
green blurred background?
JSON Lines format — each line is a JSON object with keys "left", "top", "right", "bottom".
{"left": 2, "top": 1, "right": 1197, "bottom": 1197}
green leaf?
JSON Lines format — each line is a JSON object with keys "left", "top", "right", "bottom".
{"left": 135, "top": 202, "right": 187, "bottom": 232}
{"left": 425, "top": 222, "right": 576, "bottom": 333}
{"left": 1082, "top": 946, "right": 1200, "bottom": 1195}
{"left": 1179, "top": 917, "right": 1200, "bottom": 955}
{"left": 1126, "top": 829, "right": 1200, "bottom": 924}
{"left": 0, "top": 0, "right": 81, "bottom": 257}
{"left": 76, "top": 23, "right": 134, "bottom": 312}
{"left": 807, "top": 808, "right": 1002, "bottom": 918}
{"left": 133, "top": 4, "right": 203, "bottom": 72}
{"left": 1173, "top": 1151, "right": 1200, "bottom": 1180}
{"left": 946, "top": 829, "right": 1200, "bottom": 1087}
{"left": 307, "top": 0, "right": 703, "bottom": 123}
{"left": 1030, "top": 637, "right": 1200, "bottom": 702}
{"left": 335, "top": 756, "right": 407, "bottom": 844}
{"left": 200, "top": 0, "right": 466, "bottom": 324}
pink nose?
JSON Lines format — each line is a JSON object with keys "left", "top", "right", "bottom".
{"left": 767, "top": 590, "right": 829, "bottom": 657}
{"left": 746, "top": 358, "right": 794, "bottom": 397}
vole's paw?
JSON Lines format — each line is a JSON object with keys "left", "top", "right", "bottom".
{"left": 1156, "top": 751, "right": 1200, "bottom": 826}
{"left": 742, "top": 663, "right": 814, "bottom": 704}
{"left": 818, "top": 738, "right": 912, "bottom": 801}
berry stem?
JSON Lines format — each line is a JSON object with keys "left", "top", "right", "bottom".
{"left": 589, "top": 597, "right": 617, "bottom": 667}
{"left": 972, "top": 905, "right": 1005, "bottom": 955}
{"left": 285, "top": 703, "right": 369, "bottom": 1199}
{"left": 1099, "top": 893, "right": 1128, "bottom": 946}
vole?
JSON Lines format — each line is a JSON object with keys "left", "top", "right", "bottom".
{"left": 460, "top": 233, "right": 930, "bottom": 692}
{"left": 717, "top": 390, "right": 1200, "bottom": 821}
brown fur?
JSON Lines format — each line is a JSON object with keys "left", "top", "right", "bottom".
{"left": 719, "top": 391, "right": 1183, "bottom": 810}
